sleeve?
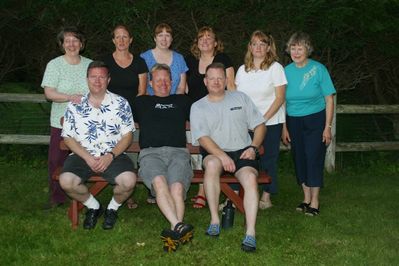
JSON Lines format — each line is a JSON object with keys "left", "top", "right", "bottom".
{"left": 319, "top": 64, "right": 336, "bottom": 96}
{"left": 118, "top": 97, "right": 135, "bottom": 135}
{"left": 189, "top": 103, "right": 210, "bottom": 146}
{"left": 271, "top": 62, "right": 288, "bottom": 87}
{"left": 185, "top": 55, "right": 194, "bottom": 75}
{"left": 175, "top": 52, "right": 189, "bottom": 73}
{"left": 137, "top": 56, "right": 149, "bottom": 74}
{"left": 61, "top": 103, "right": 77, "bottom": 138}
{"left": 41, "top": 60, "right": 59, "bottom": 89}
{"left": 235, "top": 65, "right": 244, "bottom": 88}
{"left": 243, "top": 93, "right": 265, "bottom": 130}
{"left": 215, "top": 53, "right": 233, "bottom": 69}
{"left": 131, "top": 96, "right": 142, "bottom": 123}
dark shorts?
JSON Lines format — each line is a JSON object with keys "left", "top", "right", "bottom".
{"left": 201, "top": 147, "right": 259, "bottom": 173}
{"left": 61, "top": 153, "right": 135, "bottom": 185}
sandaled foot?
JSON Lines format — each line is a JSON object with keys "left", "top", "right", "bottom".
{"left": 205, "top": 224, "right": 220, "bottom": 237}
{"left": 193, "top": 195, "right": 206, "bottom": 208}
{"left": 160, "top": 229, "right": 180, "bottom": 252}
{"left": 305, "top": 206, "right": 320, "bottom": 216}
{"left": 241, "top": 235, "right": 256, "bottom": 252}
{"left": 126, "top": 197, "right": 138, "bottom": 209}
{"left": 296, "top": 202, "right": 310, "bottom": 212}
{"left": 146, "top": 195, "right": 156, "bottom": 204}
{"left": 259, "top": 199, "right": 272, "bottom": 210}
{"left": 190, "top": 195, "right": 198, "bottom": 202}
{"left": 174, "top": 222, "right": 194, "bottom": 244}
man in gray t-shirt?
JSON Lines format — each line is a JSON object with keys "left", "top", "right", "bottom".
{"left": 190, "top": 62, "right": 266, "bottom": 252}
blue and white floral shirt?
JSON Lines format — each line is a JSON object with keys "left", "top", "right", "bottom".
{"left": 62, "top": 91, "right": 135, "bottom": 156}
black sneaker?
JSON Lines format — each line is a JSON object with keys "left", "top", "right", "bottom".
{"left": 102, "top": 209, "right": 118, "bottom": 230}
{"left": 160, "top": 229, "right": 180, "bottom": 252}
{"left": 83, "top": 205, "right": 103, "bottom": 229}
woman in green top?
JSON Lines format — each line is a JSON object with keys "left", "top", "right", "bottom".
{"left": 41, "top": 26, "right": 92, "bottom": 208}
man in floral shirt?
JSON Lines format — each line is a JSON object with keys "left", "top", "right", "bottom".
{"left": 59, "top": 61, "right": 137, "bottom": 230}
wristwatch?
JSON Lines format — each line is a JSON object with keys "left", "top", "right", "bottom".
{"left": 108, "top": 151, "right": 116, "bottom": 160}
{"left": 248, "top": 145, "right": 260, "bottom": 158}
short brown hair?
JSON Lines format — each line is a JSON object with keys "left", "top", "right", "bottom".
{"left": 86, "top": 61, "right": 109, "bottom": 77}
{"left": 57, "top": 26, "right": 86, "bottom": 53}
{"left": 111, "top": 24, "right": 132, "bottom": 39}
{"left": 205, "top": 62, "right": 226, "bottom": 77}
{"left": 154, "top": 23, "right": 173, "bottom": 38}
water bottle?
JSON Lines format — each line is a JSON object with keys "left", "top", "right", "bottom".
{"left": 221, "top": 200, "right": 235, "bottom": 229}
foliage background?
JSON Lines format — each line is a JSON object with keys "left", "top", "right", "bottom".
{"left": 1, "top": 0, "right": 398, "bottom": 105}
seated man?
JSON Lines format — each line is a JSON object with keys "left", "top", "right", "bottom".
{"left": 133, "top": 63, "right": 193, "bottom": 252}
{"left": 190, "top": 62, "right": 266, "bottom": 252}
{"left": 59, "top": 61, "right": 137, "bottom": 230}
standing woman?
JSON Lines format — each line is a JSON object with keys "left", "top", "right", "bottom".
{"left": 41, "top": 26, "right": 92, "bottom": 208}
{"left": 185, "top": 26, "right": 235, "bottom": 208}
{"left": 236, "top": 30, "right": 287, "bottom": 209}
{"left": 103, "top": 25, "right": 148, "bottom": 105}
{"left": 186, "top": 26, "right": 235, "bottom": 102}
{"left": 282, "top": 32, "right": 336, "bottom": 216}
{"left": 141, "top": 23, "right": 187, "bottom": 95}
{"left": 102, "top": 25, "right": 148, "bottom": 209}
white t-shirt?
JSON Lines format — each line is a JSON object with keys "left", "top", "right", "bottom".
{"left": 235, "top": 61, "right": 287, "bottom": 126}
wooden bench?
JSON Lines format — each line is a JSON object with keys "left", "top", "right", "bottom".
{"left": 53, "top": 123, "right": 271, "bottom": 229}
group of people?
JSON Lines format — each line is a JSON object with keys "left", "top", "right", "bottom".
{"left": 41, "top": 23, "right": 336, "bottom": 253}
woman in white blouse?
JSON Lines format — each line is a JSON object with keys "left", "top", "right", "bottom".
{"left": 236, "top": 30, "right": 287, "bottom": 209}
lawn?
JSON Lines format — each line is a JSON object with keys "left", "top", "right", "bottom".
{"left": 0, "top": 151, "right": 398, "bottom": 265}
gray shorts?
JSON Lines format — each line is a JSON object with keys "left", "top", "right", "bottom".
{"left": 138, "top": 146, "right": 193, "bottom": 195}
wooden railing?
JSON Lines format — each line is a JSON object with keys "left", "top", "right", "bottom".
{"left": 1, "top": 93, "right": 399, "bottom": 172}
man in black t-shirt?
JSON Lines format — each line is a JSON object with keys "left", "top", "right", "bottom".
{"left": 133, "top": 64, "right": 193, "bottom": 252}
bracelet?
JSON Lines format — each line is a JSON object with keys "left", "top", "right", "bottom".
{"left": 327, "top": 124, "right": 332, "bottom": 128}
{"left": 108, "top": 151, "right": 116, "bottom": 160}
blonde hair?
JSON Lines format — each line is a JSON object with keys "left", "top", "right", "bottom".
{"left": 190, "top": 26, "right": 224, "bottom": 59}
{"left": 244, "top": 30, "right": 278, "bottom": 72}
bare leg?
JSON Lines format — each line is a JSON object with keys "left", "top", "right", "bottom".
{"left": 152, "top": 175, "right": 179, "bottom": 228}
{"left": 203, "top": 155, "right": 223, "bottom": 225}
{"left": 113, "top": 171, "right": 137, "bottom": 204}
{"left": 302, "top": 183, "right": 311, "bottom": 204}
{"left": 170, "top": 182, "right": 185, "bottom": 222}
{"left": 309, "top": 187, "right": 320, "bottom": 209}
{"left": 59, "top": 172, "right": 90, "bottom": 202}
{"left": 235, "top": 167, "right": 259, "bottom": 236}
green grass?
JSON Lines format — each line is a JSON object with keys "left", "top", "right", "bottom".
{"left": 0, "top": 152, "right": 398, "bottom": 265}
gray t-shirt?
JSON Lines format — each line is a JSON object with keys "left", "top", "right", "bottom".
{"left": 190, "top": 91, "right": 265, "bottom": 152}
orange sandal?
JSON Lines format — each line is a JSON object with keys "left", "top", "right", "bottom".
{"left": 192, "top": 195, "right": 206, "bottom": 208}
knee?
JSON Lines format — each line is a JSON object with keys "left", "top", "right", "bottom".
{"left": 170, "top": 183, "right": 184, "bottom": 198}
{"left": 59, "top": 173, "right": 76, "bottom": 191}
{"left": 203, "top": 156, "right": 222, "bottom": 174}
{"left": 152, "top": 175, "right": 167, "bottom": 192}
{"left": 117, "top": 172, "right": 137, "bottom": 190}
